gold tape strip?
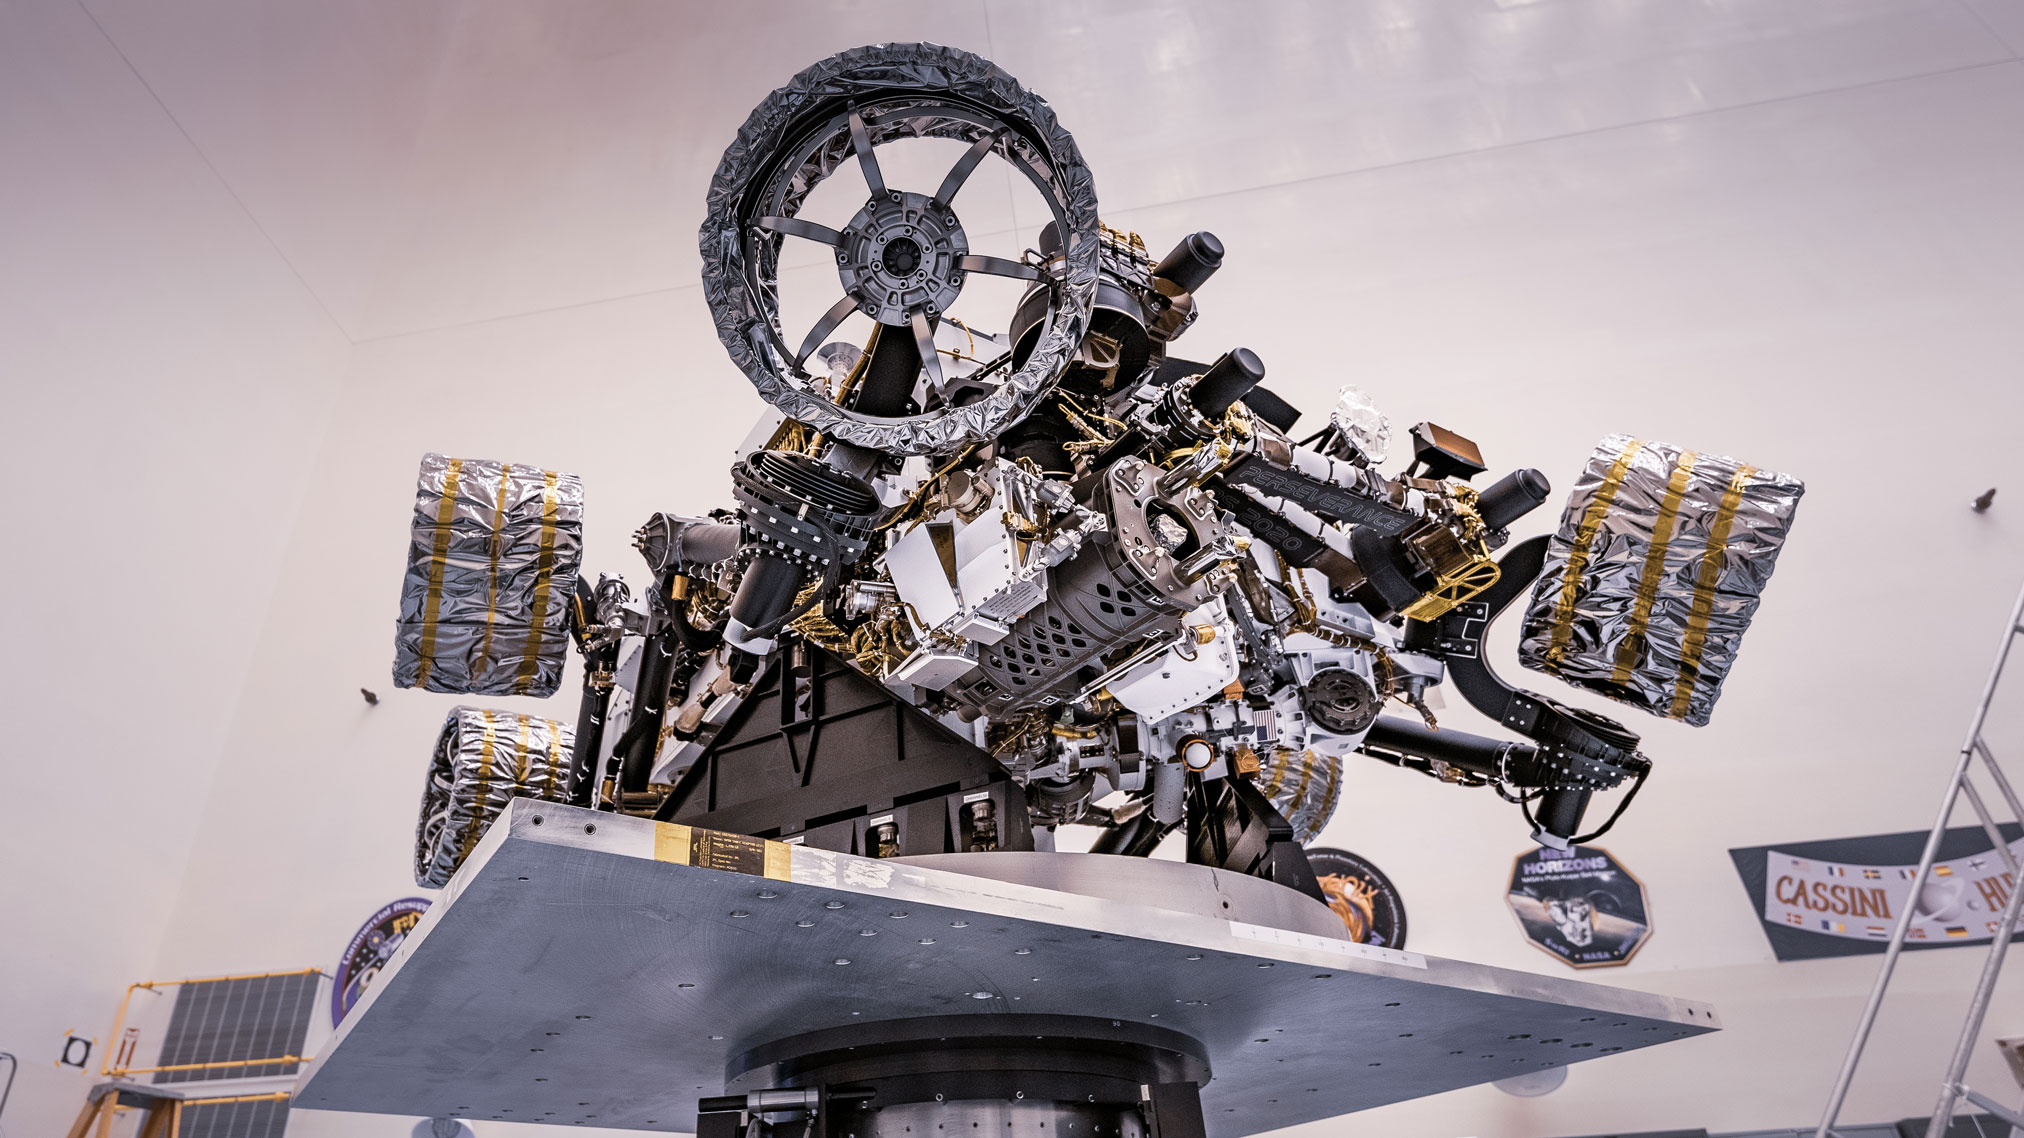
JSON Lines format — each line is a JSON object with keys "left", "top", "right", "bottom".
{"left": 515, "top": 471, "right": 562, "bottom": 695}
{"left": 1261, "top": 746, "right": 1292, "bottom": 798}
{"left": 457, "top": 711, "right": 498, "bottom": 865}
{"left": 1669, "top": 464, "right": 1756, "bottom": 718}
{"left": 1611, "top": 450, "right": 1698, "bottom": 685}
{"left": 1314, "top": 750, "right": 1342, "bottom": 837}
{"left": 654, "top": 821, "right": 692, "bottom": 866}
{"left": 513, "top": 715, "right": 533, "bottom": 790}
{"left": 542, "top": 718, "right": 564, "bottom": 801}
{"left": 413, "top": 458, "right": 464, "bottom": 688}
{"left": 477, "top": 463, "right": 513, "bottom": 685}
{"left": 1287, "top": 749, "right": 1316, "bottom": 824}
{"left": 653, "top": 822, "right": 793, "bottom": 882}
{"left": 1547, "top": 439, "right": 1644, "bottom": 667}
{"left": 764, "top": 841, "right": 793, "bottom": 882}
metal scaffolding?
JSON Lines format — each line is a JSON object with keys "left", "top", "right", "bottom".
{"left": 1817, "top": 580, "right": 2024, "bottom": 1138}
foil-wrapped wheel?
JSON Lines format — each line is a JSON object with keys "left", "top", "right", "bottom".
{"left": 414, "top": 707, "right": 574, "bottom": 888}
{"left": 700, "top": 41, "right": 1101, "bottom": 456}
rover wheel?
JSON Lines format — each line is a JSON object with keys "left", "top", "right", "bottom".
{"left": 700, "top": 41, "right": 1100, "bottom": 456}
{"left": 414, "top": 707, "right": 574, "bottom": 888}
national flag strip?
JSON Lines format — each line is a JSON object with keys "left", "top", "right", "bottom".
{"left": 1863, "top": 869, "right": 1882, "bottom": 880}
{"left": 1946, "top": 926, "right": 1969, "bottom": 938}
{"left": 1866, "top": 926, "right": 1887, "bottom": 937}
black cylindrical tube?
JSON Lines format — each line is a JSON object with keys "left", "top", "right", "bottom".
{"left": 1347, "top": 525, "right": 1424, "bottom": 618}
{"left": 1361, "top": 715, "right": 1526, "bottom": 778}
{"left": 566, "top": 662, "right": 614, "bottom": 806}
{"left": 1188, "top": 347, "right": 1265, "bottom": 419}
{"left": 616, "top": 629, "right": 679, "bottom": 793}
{"left": 726, "top": 554, "right": 806, "bottom": 643}
{"left": 1153, "top": 231, "right": 1224, "bottom": 293}
{"left": 636, "top": 515, "right": 741, "bottom": 573}
{"left": 1088, "top": 810, "right": 1175, "bottom": 858}
{"left": 1037, "top": 220, "right": 1063, "bottom": 260}
{"left": 1476, "top": 468, "right": 1552, "bottom": 532}
{"left": 850, "top": 324, "right": 923, "bottom": 417}
{"left": 1534, "top": 787, "right": 1592, "bottom": 842}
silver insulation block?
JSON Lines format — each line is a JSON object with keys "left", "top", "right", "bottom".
{"left": 415, "top": 707, "right": 575, "bottom": 888}
{"left": 1262, "top": 748, "right": 1342, "bottom": 846}
{"left": 394, "top": 453, "right": 584, "bottom": 698}
{"left": 1518, "top": 434, "right": 1803, "bottom": 726}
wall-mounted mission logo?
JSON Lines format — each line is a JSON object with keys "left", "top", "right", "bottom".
{"left": 333, "top": 897, "right": 431, "bottom": 1027}
{"left": 1506, "top": 845, "right": 1649, "bottom": 967}
{"left": 1304, "top": 847, "right": 1407, "bottom": 949}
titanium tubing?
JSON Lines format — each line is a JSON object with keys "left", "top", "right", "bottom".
{"left": 1814, "top": 578, "right": 2024, "bottom": 1138}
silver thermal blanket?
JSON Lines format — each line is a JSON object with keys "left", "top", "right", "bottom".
{"left": 1517, "top": 434, "right": 1803, "bottom": 726}
{"left": 415, "top": 707, "right": 575, "bottom": 888}
{"left": 1263, "top": 748, "right": 1342, "bottom": 846}
{"left": 393, "top": 453, "right": 584, "bottom": 697}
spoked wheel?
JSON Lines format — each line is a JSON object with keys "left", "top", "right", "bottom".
{"left": 700, "top": 42, "right": 1101, "bottom": 456}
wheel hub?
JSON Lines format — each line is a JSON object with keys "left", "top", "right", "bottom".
{"left": 838, "top": 190, "right": 970, "bottom": 326}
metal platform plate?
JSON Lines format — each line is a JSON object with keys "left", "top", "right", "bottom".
{"left": 295, "top": 802, "right": 1718, "bottom": 1135}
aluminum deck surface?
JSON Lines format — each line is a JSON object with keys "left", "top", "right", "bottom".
{"left": 294, "top": 801, "right": 1718, "bottom": 1135}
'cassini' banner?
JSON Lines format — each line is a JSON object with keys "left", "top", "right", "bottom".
{"left": 1731, "top": 824, "right": 2022, "bottom": 962}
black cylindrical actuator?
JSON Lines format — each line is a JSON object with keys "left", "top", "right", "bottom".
{"left": 1037, "top": 219, "right": 1063, "bottom": 259}
{"left": 1153, "top": 231, "right": 1225, "bottom": 293}
{"left": 1476, "top": 468, "right": 1552, "bottom": 532}
{"left": 1533, "top": 787, "right": 1593, "bottom": 844}
{"left": 1362, "top": 715, "right": 1529, "bottom": 778}
{"left": 1188, "top": 347, "right": 1265, "bottom": 420}
{"left": 724, "top": 555, "right": 805, "bottom": 648}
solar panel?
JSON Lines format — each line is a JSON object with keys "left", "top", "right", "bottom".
{"left": 152, "top": 971, "right": 320, "bottom": 1085}
{"left": 180, "top": 1095, "right": 291, "bottom": 1138}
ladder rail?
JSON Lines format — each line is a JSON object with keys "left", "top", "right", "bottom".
{"left": 1975, "top": 738, "right": 2024, "bottom": 831}
{"left": 1815, "top": 579, "right": 2024, "bottom": 1138}
{"left": 1927, "top": 849, "right": 2024, "bottom": 1138}
{"left": 1959, "top": 778, "right": 2020, "bottom": 877}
